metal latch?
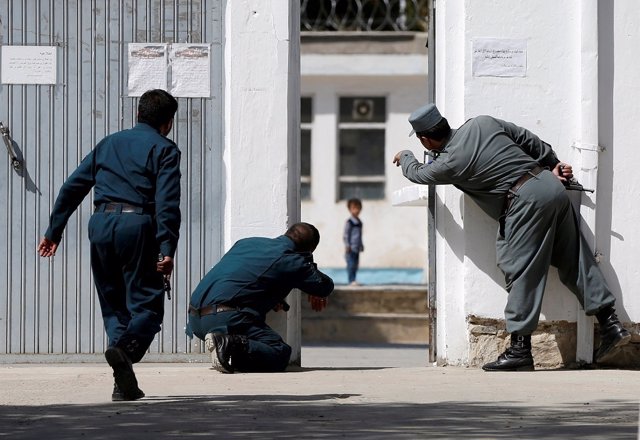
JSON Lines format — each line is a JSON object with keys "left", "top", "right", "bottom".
{"left": 0, "top": 122, "right": 22, "bottom": 172}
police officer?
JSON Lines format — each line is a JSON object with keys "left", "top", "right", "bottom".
{"left": 187, "top": 222, "right": 334, "bottom": 373}
{"left": 38, "top": 89, "right": 181, "bottom": 399}
{"left": 393, "top": 103, "right": 631, "bottom": 371}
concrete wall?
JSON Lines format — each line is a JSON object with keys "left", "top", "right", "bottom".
{"left": 224, "top": 1, "right": 302, "bottom": 361}
{"left": 301, "top": 55, "right": 429, "bottom": 273}
{"left": 603, "top": 0, "right": 640, "bottom": 326}
{"left": 433, "top": 0, "right": 639, "bottom": 365}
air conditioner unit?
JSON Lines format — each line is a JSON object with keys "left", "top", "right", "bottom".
{"left": 352, "top": 99, "right": 375, "bottom": 121}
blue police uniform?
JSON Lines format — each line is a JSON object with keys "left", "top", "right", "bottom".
{"left": 44, "top": 123, "right": 181, "bottom": 362}
{"left": 188, "top": 235, "right": 334, "bottom": 372}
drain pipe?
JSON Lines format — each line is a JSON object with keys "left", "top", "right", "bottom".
{"left": 426, "top": 0, "right": 437, "bottom": 364}
{"left": 575, "top": 0, "right": 601, "bottom": 364}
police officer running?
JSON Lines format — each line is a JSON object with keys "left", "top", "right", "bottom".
{"left": 394, "top": 103, "right": 631, "bottom": 371}
{"left": 38, "top": 89, "right": 181, "bottom": 400}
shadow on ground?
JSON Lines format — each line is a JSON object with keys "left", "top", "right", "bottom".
{"left": 0, "top": 395, "right": 637, "bottom": 439}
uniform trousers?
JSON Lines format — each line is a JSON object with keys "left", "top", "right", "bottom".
{"left": 188, "top": 309, "right": 292, "bottom": 372}
{"left": 88, "top": 211, "right": 165, "bottom": 363}
{"left": 496, "top": 170, "right": 616, "bottom": 335}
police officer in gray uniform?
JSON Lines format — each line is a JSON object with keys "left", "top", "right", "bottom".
{"left": 393, "top": 103, "right": 631, "bottom": 371}
{"left": 38, "top": 89, "right": 181, "bottom": 399}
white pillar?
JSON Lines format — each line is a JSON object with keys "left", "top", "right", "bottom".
{"left": 434, "top": 0, "right": 470, "bottom": 365}
{"left": 224, "top": 1, "right": 302, "bottom": 363}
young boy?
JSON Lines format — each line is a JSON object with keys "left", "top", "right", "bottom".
{"left": 343, "top": 198, "right": 364, "bottom": 285}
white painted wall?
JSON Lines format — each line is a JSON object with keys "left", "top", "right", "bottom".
{"left": 433, "top": 0, "right": 640, "bottom": 364}
{"left": 300, "top": 72, "right": 429, "bottom": 273}
{"left": 224, "top": 1, "right": 297, "bottom": 244}
{"left": 603, "top": 0, "right": 640, "bottom": 325}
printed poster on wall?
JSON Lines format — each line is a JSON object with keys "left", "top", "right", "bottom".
{"left": 472, "top": 38, "right": 527, "bottom": 77}
{"left": 127, "top": 43, "right": 168, "bottom": 97}
{"left": 1, "top": 45, "right": 57, "bottom": 84}
{"left": 169, "top": 44, "right": 211, "bottom": 98}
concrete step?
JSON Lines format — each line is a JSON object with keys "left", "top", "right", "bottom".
{"left": 301, "top": 285, "right": 430, "bottom": 344}
{"left": 315, "top": 285, "right": 428, "bottom": 314}
{"left": 302, "top": 313, "right": 429, "bottom": 344}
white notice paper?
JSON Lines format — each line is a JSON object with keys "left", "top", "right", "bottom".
{"left": 472, "top": 38, "right": 527, "bottom": 77}
{"left": 127, "top": 43, "right": 168, "bottom": 97}
{"left": 170, "top": 44, "right": 211, "bottom": 98}
{"left": 1, "top": 46, "right": 57, "bottom": 84}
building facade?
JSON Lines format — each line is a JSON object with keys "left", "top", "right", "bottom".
{"left": 300, "top": 2, "right": 430, "bottom": 283}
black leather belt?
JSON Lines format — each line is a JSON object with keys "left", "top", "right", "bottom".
{"left": 510, "top": 166, "right": 544, "bottom": 193}
{"left": 95, "top": 203, "right": 151, "bottom": 214}
{"left": 188, "top": 304, "right": 240, "bottom": 317}
{"left": 503, "top": 166, "right": 544, "bottom": 213}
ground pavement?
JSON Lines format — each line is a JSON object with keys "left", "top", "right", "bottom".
{"left": 0, "top": 344, "right": 638, "bottom": 439}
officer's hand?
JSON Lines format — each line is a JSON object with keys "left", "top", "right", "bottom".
{"left": 37, "top": 237, "right": 58, "bottom": 257}
{"left": 157, "top": 256, "right": 174, "bottom": 275}
{"left": 553, "top": 162, "right": 573, "bottom": 182}
{"left": 393, "top": 152, "right": 402, "bottom": 167}
{"left": 308, "top": 295, "right": 328, "bottom": 312}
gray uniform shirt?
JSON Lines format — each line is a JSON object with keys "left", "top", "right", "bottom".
{"left": 398, "top": 115, "right": 560, "bottom": 219}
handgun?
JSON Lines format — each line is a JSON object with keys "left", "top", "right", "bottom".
{"left": 158, "top": 253, "right": 172, "bottom": 300}
{"left": 563, "top": 178, "right": 594, "bottom": 193}
{"left": 559, "top": 165, "right": 594, "bottom": 193}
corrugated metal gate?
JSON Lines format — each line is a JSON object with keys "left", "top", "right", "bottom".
{"left": 0, "top": 0, "right": 222, "bottom": 359}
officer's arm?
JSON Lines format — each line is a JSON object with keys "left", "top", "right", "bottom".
{"left": 395, "top": 150, "right": 451, "bottom": 185}
{"left": 155, "top": 145, "right": 182, "bottom": 258}
{"left": 44, "top": 151, "right": 96, "bottom": 243}
{"left": 496, "top": 118, "right": 560, "bottom": 169}
{"left": 293, "top": 253, "right": 334, "bottom": 298}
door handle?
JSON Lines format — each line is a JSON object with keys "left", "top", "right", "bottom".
{"left": 0, "top": 121, "right": 22, "bottom": 172}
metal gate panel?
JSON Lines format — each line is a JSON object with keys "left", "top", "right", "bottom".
{"left": 0, "top": 0, "right": 223, "bottom": 358}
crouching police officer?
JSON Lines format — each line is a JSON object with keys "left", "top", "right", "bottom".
{"left": 38, "top": 89, "right": 181, "bottom": 400}
{"left": 187, "top": 223, "right": 334, "bottom": 373}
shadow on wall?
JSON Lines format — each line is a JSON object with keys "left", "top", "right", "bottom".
{"left": 0, "top": 396, "right": 637, "bottom": 439}
{"left": 321, "top": 268, "right": 425, "bottom": 285}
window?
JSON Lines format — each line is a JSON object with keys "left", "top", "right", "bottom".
{"left": 338, "top": 97, "right": 386, "bottom": 200}
{"left": 300, "top": 97, "right": 312, "bottom": 200}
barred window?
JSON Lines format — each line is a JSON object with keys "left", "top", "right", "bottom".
{"left": 338, "top": 97, "right": 386, "bottom": 200}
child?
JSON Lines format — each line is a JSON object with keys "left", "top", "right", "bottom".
{"left": 343, "top": 198, "right": 364, "bottom": 285}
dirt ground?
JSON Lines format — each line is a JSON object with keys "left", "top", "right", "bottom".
{"left": 0, "top": 345, "right": 638, "bottom": 439}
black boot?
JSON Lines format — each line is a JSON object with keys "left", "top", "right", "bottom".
{"left": 105, "top": 346, "right": 144, "bottom": 400}
{"left": 205, "top": 332, "right": 249, "bottom": 374}
{"left": 594, "top": 305, "right": 631, "bottom": 363}
{"left": 482, "top": 334, "right": 534, "bottom": 372}
{"left": 112, "top": 382, "right": 145, "bottom": 402}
